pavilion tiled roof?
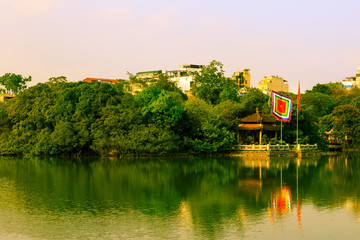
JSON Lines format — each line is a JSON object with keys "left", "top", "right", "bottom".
{"left": 238, "top": 123, "right": 280, "bottom": 131}
{"left": 238, "top": 124, "right": 262, "bottom": 130}
{"left": 238, "top": 110, "right": 279, "bottom": 131}
{"left": 239, "top": 112, "right": 276, "bottom": 123}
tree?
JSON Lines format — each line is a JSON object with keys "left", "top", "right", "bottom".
{"left": 151, "top": 73, "right": 186, "bottom": 99}
{"left": 238, "top": 88, "right": 269, "bottom": 117}
{"left": 332, "top": 105, "right": 360, "bottom": 146}
{"left": 135, "top": 86, "right": 185, "bottom": 128}
{"left": 213, "top": 100, "right": 242, "bottom": 131}
{"left": 0, "top": 73, "right": 32, "bottom": 95}
{"left": 192, "top": 60, "right": 238, "bottom": 105}
{"left": 351, "top": 95, "right": 360, "bottom": 110}
{"left": 301, "top": 92, "right": 335, "bottom": 120}
{"left": 184, "top": 97, "right": 236, "bottom": 153}
{"left": 50, "top": 121, "right": 78, "bottom": 153}
{"left": 306, "top": 83, "right": 332, "bottom": 95}
{"left": 319, "top": 114, "right": 335, "bottom": 137}
{"left": 219, "top": 84, "right": 240, "bottom": 103}
{"left": 48, "top": 76, "right": 67, "bottom": 84}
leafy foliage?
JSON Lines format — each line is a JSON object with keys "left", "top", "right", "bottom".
{"left": 2, "top": 61, "right": 360, "bottom": 155}
{"left": 0, "top": 73, "right": 32, "bottom": 95}
{"left": 332, "top": 105, "right": 360, "bottom": 146}
{"left": 192, "top": 60, "right": 239, "bottom": 104}
{"left": 184, "top": 98, "right": 236, "bottom": 153}
{"left": 0, "top": 68, "right": 237, "bottom": 155}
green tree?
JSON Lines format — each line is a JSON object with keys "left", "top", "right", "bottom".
{"left": 301, "top": 92, "right": 335, "bottom": 120}
{"left": 219, "top": 84, "right": 240, "bottom": 103}
{"left": 50, "top": 121, "right": 78, "bottom": 153}
{"left": 48, "top": 76, "right": 67, "bottom": 84}
{"left": 192, "top": 60, "right": 238, "bottom": 105}
{"left": 281, "top": 104, "right": 325, "bottom": 147}
{"left": 213, "top": 100, "right": 242, "bottom": 131}
{"left": 0, "top": 73, "right": 32, "bottom": 95}
{"left": 184, "top": 98, "right": 236, "bottom": 153}
{"left": 306, "top": 83, "right": 332, "bottom": 95}
{"left": 90, "top": 103, "right": 181, "bottom": 155}
{"left": 151, "top": 73, "right": 187, "bottom": 99}
{"left": 238, "top": 88, "right": 269, "bottom": 117}
{"left": 319, "top": 114, "right": 334, "bottom": 138}
{"left": 332, "top": 105, "right": 360, "bottom": 146}
{"left": 135, "top": 86, "right": 185, "bottom": 127}
{"left": 351, "top": 95, "right": 360, "bottom": 110}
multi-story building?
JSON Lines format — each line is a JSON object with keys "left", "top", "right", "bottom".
{"left": 231, "top": 69, "right": 250, "bottom": 88}
{"left": 135, "top": 70, "right": 165, "bottom": 80}
{"left": 341, "top": 67, "right": 360, "bottom": 90}
{"left": 134, "top": 64, "right": 204, "bottom": 96}
{"left": 82, "top": 78, "right": 120, "bottom": 84}
{"left": 258, "top": 76, "right": 289, "bottom": 95}
{"left": 168, "top": 64, "right": 204, "bottom": 95}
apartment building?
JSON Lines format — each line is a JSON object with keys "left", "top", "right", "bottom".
{"left": 258, "top": 76, "right": 289, "bottom": 95}
{"left": 231, "top": 69, "right": 250, "bottom": 88}
{"left": 134, "top": 64, "right": 204, "bottom": 95}
{"left": 82, "top": 78, "right": 120, "bottom": 84}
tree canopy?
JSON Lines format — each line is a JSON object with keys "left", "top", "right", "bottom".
{"left": 192, "top": 60, "right": 239, "bottom": 104}
{"left": 0, "top": 73, "right": 32, "bottom": 95}
{"left": 1, "top": 61, "right": 359, "bottom": 155}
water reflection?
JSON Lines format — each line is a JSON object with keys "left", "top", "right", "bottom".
{"left": 270, "top": 186, "right": 293, "bottom": 218}
{"left": 0, "top": 153, "right": 359, "bottom": 239}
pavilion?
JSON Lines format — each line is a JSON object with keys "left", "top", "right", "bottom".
{"left": 238, "top": 109, "right": 280, "bottom": 145}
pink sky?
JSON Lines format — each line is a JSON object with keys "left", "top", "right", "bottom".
{"left": 1, "top": 0, "right": 360, "bottom": 93}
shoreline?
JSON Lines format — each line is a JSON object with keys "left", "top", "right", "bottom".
{"left": 1, "top": 148, "right": 356, "bottom": 159}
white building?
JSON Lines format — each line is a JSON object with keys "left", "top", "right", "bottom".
{"left": 168, "top": 64, "right": 204, "bottom": 94}
{"left": 341, "top": 67, "right": 360, "bottom": 90}
{"left": 134, "top": 64, "right": 204, "bottom": 96}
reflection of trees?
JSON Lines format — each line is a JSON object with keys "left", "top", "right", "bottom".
{"left": 1, "top": 153, "right": 360, "bottom": 234}
{"left": 302, "top": 153, "right": 360, "bottom": 207}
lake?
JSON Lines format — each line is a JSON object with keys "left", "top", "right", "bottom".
{"left": 0, "top": 153, "right": 359, "bottom": 239}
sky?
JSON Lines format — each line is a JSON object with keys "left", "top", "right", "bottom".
{"left": 1, "top": 0, "right": 360, "bottom": 93}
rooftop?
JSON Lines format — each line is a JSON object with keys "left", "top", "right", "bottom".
{"left": 239, "top": 111, "right": 276, "bottom": 123}
{"left": 82, "top": 78, "right": 120, "bottom": 84}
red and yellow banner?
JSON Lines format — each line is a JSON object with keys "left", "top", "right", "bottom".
{"left": 271, "top": 91, "right": 292, "bottom": 122}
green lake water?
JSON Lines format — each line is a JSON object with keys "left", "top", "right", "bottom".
{"left": 0, "top": 153, "right": 359, "bottom": 239}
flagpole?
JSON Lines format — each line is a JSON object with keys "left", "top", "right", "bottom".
{"left": 271, "top": 90, "right": 293, "bottom": 146}
{"left": 297, "top": 98, "right": 299, "bottom": 146}
{"left": 281, "top": 121, "right": 283, "bottom": 145}
{"left": 297, "top": 81, "right": 300, "bottom": 148}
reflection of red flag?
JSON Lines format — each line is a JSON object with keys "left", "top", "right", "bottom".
{"left": 297, "top": 198, "right": 301, "bottom": 226}
{"left": 297, "top": 82, "right": 301, "bottom": 111}
{"left": 270, "top": 186, "right": 293, "bottom": 216}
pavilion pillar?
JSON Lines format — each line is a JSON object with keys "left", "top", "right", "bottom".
{"left": 259, "top": 130, "right": 262, "bottom": 145}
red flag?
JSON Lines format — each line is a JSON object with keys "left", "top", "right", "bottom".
{"left": 297, "top": 82, "right": 301, "bottom": 111}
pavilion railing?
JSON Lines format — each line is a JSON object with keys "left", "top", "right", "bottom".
{"left": 236, "top": 144, "right": 317, "bottom": 151}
